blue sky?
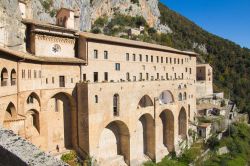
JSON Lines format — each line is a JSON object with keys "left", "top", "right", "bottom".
{"left": 160, "top": 0, "right": 250, "bottom": 48}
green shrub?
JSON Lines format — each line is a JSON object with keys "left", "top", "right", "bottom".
{"left": 206, "top": 136, "right": 220, "bottom": 151}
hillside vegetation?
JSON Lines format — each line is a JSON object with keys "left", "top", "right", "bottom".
{"left": 92, "top": 2, "right": 250, "bottom": 116}
{"left": 158, "top": 3, "right": 250, "bottom": 114}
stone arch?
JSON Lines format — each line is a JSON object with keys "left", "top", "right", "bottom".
{"left": 47, "top": 92, "right": 76, "bottom": 152}
{"left": 138, "top": 113, "right": 155, "bottom": 160}
{"left": 1, "top": 68, "right": 8, "bottom": 86}
{"left": 10, "top": 69, "right": 16, "bottom": 86}
{"left": 159, "top": 90, "right": 174, "bottom": 104}
{"left": 4, "top": 102, "right": 17, "bottom": 120}
{"left": 138, "top": 95, "right": 153, "bottom": 108}
{"left": 25, "top": 109, "right": 40, "bottom": 134}
{"left": 27, "top": 92, "right": 41, "bottom": 106}
{"left": 98, "top": 120, "right": 130, "bottom": 165}
{"left": 159, "top": 110, "right": 175, "bottom": 152}
{"left": 178, "top": 107, "right": 187, "bottom": 139}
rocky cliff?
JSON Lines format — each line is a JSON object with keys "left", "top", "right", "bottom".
{"left": 0, "top": 0, "right": 171, "bottom": 50}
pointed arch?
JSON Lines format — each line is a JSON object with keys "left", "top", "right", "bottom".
{"left": 98, "top": 120, "right": 130, "bottom": 165}
{"left": 159, "top": 90, "right": 174, "bottom": 104}
{"left": 138, "top": 113, "right": 155, "bottom": 160}
{"left": 138, "top": 95, "right": 153, "bottom": 108}
{"left": 178, "top": 107, "right": 187, "bottom": 139}
{"left": 1, "top": 68, "right": 8, "bottom": 86}
{"left": 10, "top": 69, "right": 16, "bottom": 86}
{"left": 4, "top": 102, "right": 17, "bottom": 120}
{"left": 27, "top": 92, "right": 41, "bottom": 106}
{"left": 159, "top": 110, "right": 175, "bottom": 152}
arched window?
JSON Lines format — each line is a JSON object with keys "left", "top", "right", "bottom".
{"left": 11, "top": 69, "right": 16, "bottom": 86}
{"left": 178, "top": 93, "right": 182, "bottom": 101}
{"left": 26, "top": 92, "right": 40, "bottom": 105}
{"left": 159, "top": 90, "right": 174, "bottom": 104}
{"left": 183, "top": 92, "right": 187, "bottom": 100}
{"left": 1, "top": 68, "right": 8, "bottom": 86}
{"left": 95, "top": 95, "right": 98, "bottom": 103}
{"left": 138, "top": 95, "right": 153, "bottom": 108}
{"left": 113, "top": 94, "right": 119, "bottom": 116}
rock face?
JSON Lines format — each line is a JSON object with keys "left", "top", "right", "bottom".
{"left": 0, "top": 126, "right": 68, "bottom": 166}
{"left": 0, "top": 0, "right": 172, "bottom": 50}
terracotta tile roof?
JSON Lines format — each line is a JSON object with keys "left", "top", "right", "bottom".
{"left": 80, "top": 32, "right": 198, "bottom": 57}
{"left": 0, "top": 46, "right": 85, "bottom": 64}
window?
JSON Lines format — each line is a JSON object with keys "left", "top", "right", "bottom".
{"left": 52, "top": 77, "right": 55, "bottom": 84}
{"left": 181, "top": 59, "right": 183, "bottom": 64}
{"left": 115, "top": 63, "right": 120, "bottom": 71}
{"left": 22, "top": 70, "right": 25, "bottom": 79}
{"left": 170, "top": 58, "right": 172, "bottom": 64}
{"left": 185, "top": 67, "right": 188, "bottom": 72}
{"left": 157, "top": 56, "right": 159, "bottom": 63}
{"left": 181, "top": 73, "right": 184, "bottom": 79}
{"left": 146, "top": 55, "right": 149, "bottom": 62}
{"left": 59, "top": 76, "right": 65, "bottom": 87}
{"left": 39, "top": 71, "right": 41, "bottom": 78}
{"left": 174, "top": 58, "right": 176, "bottom": 64}
{"left": 189, "top": 68, "right": 192, "bottom": 74}
{"left": 133, "top": 54, "right": 136, "bottom": 61}
{"left": 104, "top": 72, "right": 108, "bottom": 81}
{"left": 183, "top": 92, "right": 187, "bottom": 100}
{"left": 126, "top": 53, "right": 129, "bottom": 61}
{"left": 71, "top": 78, "right": 74, "bottom": 83}
{"left": 178, "top": 93, "right": 182, "bottom": 101}
{"left": 161, "top": 57, "right": 163, "bottom": 63}
{"left": 139, "top": 54, "right": 142, "bottom": 61}
{"left": 104, "top": 51, "right": 108, "bottom": 59}
{"left": 95, "top": 95, "right": 98, "bottom": 103}
{"left": 94, "top": 50, "right": 98, "bottom": 59}
{"left": 11, "top": 69, "right": 16, "bottom": 86}
{"left": 139, "top": 73, "right": 143, "bottom": 80}
{"left": 174, "top": 73, "right": 177, "bottom": 79}
{"left": 146, "top": 73, "right": 149, "bottom": 80}
{"left": 46, "top": 78, "right": 48, "bottom": 84}
{"left": 126, "top": 72, "right": 130, "bottom": 81}
{"left": 113, "top": 94, "right": 119, "bottom": 116}
{"left": 166, "top": 57, "right": 168, "bottom": 63}
{"left": 157, "top": 73, "right": 159, "bottom": 79}
{"left": 83, "top": 74, "right": 86, "bottom": 81}
{"left": 27, "top": 96, "right": 34, "bottom": 104}
{"left": 166, "top": 73, "right": 168, "bottom": 80}
{"left": 151, "top": 56, "right": 153, "bottom": 62}
{"left": 178, "top": 58, "right": 180, "bottom": 64}
{"left": 133, "top": 76, "right": 136, "bottom": 81}
{"left": 94, "top": 72, "right": 98, "bottom": 82}
{"left": 34, "top": 70, "right": 37, "bottom": 78}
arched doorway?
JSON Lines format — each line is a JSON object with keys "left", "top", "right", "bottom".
{"left": 47, "top": 92, "right": 75, "bottom": 153}
{"left": 159, "top": 110, "right": 175, "bottom": 152}
{"left": 178, "top": 107, "right": 187, "bottom": 139}
{"left": 137, "top": 113, "right": 155, "bottom": 161}
{"left": 98, "top": 120, "right": 130, "bottom": 165}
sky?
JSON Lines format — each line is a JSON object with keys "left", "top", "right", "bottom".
{"left": 160, "top": 0, "right": 250, "bottom": 48}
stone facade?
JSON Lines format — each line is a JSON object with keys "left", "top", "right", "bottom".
{"left": 196, "top": 64, "right": 213, "bottom": 98}
{"left": 0, "top": 9, "right": 213, "bottom": 166}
